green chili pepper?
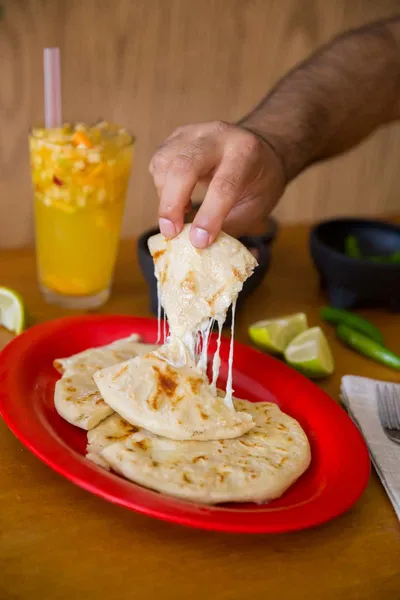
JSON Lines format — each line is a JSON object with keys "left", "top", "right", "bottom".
{"left": 336, "top": 324, "right": 400, "bottom": 370}
{"left": 369, "top": 252, "right": 400, "bottom": 264}
{"left": 344, "top": 235, "right": 362, "bottom": 258}
{"left": 389, "top": 250, "right": 400, "bottom": 264}
{"left": 320, "top": 306, "right": 384, "bottom": 345}
{"left": 369, "top": 256, "right": 388, "bottom": 263}
{"left": 343, "top": 234, "right": 400, "bottom": 263}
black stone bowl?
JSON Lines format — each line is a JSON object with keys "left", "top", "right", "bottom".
{"left": 137, "top": 218, "right": 278, "bottom": 328}
{"left": 310, "top": 217, "right": 400, "bottom": 311}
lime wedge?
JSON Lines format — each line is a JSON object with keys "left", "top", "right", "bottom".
{"left": 0, "top": 287, "right": 26, "bottom": 335}
{"left": 249, "top": 313, "right": 308, "bottom": 354}
{"left": 284, "top": 326, "right": 334, "bottom": 378}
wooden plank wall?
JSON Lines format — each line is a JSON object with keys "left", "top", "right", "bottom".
{"left": 0, "top": 0, "right": 399, "bottom": 248}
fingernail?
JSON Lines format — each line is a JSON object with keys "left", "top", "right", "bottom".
{"left": 159, "top": 218, "right": 176, "bottom": 238}
{"left": 191, "top": 226, "right": 209, "bottom": 248}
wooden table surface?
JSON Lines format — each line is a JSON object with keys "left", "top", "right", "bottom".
{"left": 1, "top": 222, "right": 399, "bottom": 600}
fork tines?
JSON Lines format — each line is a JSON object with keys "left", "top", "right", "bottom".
{"left": 377, "top": 385, "right": 400, "bottom": 430}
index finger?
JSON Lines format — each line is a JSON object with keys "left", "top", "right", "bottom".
{"left": 149, "top": 132, "right": 186, "bottom": 196}
{"left": 149, "top": 123, "right": 215, "bottom": 193}
{"left": 158, "top": 137, "right": 221, "bottom": 238}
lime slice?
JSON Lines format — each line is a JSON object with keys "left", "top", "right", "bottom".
{"left": 284, "top": 326, "right": 334, "bottom": 378}
{"left": 0, "top": 287, "right": 26, "bottom": 335}
{"left": 249, "top": 313, "right": 308, "bottom": 354}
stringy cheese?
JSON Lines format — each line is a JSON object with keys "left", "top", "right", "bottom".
{"left": 151, "top": 225, "right": 255, "bottom": 409}
{"left": 155, "top": 282, "right": 236, "bottom": 405}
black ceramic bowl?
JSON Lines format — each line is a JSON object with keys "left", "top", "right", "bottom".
{"left": 310, "top": 217, "right": 400, "bottom": 311}
{"left": 137, "top": 217, "right": 278, "bottom": 327}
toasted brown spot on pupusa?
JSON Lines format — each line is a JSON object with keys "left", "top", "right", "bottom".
{"left": 154, "top": 365, "right": 178, "bottom": 396}
{"left": 53, "top": 360, "right": 64, "bottom": 373}
{"left": 160, "top": 267, "right": 168, "bottom": 285}
{"left": 239, "top": 440, "right": 256, "bottom": 448}
{"left": 152, "top": 249, "right": 166, "bottom": 261}
{"left": 180, "top": 270, "right": 197, "bottom": 294}
{"left": 112, "top": 364, "right": 129, "bottom": 380}
{"left": 192, "top": 455, "right": 207, "bottom": 464}
{"left": 106, "top": 426, "right": 138, "bottom": 441}
{"left": 81, "top": 392, "right": 102, "bottom": 403}
{"left": 170, "top": 395, "right": 185, "bottom": 408}
{"left": 232, "top": 267, "right": 246, "bottom": 282}
{"left": 189, "top": 376, "right": 204, "bottom": 395}
{"left": 196, "top": 404, "right": 209, "bottom": 420}
{"left": 206, "top": 287, "right": 224, "bottom": 309}
{"left": 148, "top": 364, "right": 179, "bottom": 410}
{"left": 134, "top": 439, "right": 151, "bottom": 451}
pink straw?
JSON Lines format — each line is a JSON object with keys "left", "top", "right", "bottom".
{"left": 43, "top": 48, "right": 62, "bottom": 128}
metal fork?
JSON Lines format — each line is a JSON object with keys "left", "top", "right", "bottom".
{"left": 377, "top": 385, "right": 400, "bottom": 446}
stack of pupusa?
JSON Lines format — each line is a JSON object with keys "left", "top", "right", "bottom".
{"left": 54, "top": 225, "right": 311, "bottom": 504}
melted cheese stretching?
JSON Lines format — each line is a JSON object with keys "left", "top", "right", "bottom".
{"left": 149, "top": 225, "right": 257, "bottom": 409}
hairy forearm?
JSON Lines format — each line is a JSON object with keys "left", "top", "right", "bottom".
{"left": 239, "top": 17, "right": 400, "bottom": 182}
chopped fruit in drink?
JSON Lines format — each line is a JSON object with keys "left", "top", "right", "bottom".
{"left": 72, "top": 130, "right": 93, "bottom": 148}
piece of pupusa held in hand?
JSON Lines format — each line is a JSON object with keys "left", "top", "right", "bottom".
{"left": 148, "top": 224, "right": 258, "bottom": 409}
{"left": 148, "top": 224, "right": 258, "bottom": 339}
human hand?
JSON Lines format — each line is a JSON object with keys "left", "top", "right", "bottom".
{"left": 149, "top": 121, "right": 286, "bottom": 248}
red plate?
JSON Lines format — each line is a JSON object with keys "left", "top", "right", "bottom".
{"left": 0, "top": 315, "right": 370, "bottom": 533}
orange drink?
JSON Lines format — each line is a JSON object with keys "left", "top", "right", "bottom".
{"left": 29, "top": 122, "right": 133, "bottom": 308}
